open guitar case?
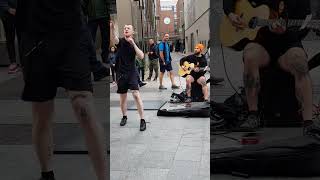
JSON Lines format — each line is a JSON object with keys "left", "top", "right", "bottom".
{"left": 211, "top": 136, "right": 320, "bottom": 177}
{"left": 157, "top": 83, "right": 209, "bottom": 117}
{"left": 157, "top": 70, "right": 209, "bottom": 117}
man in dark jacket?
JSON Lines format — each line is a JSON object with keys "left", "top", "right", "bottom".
{"left": 0, "top": 0, "right": 19, "bottom": 73}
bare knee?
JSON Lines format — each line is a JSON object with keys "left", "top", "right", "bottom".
{"left": 244, "top": 43, "right": 269, "bottom": 69}
{"left": 281, "top": 48, "right": 308, "bottom": 79}
{"left": 197, "top": 76, "right": 207, "bottom": 86}
{"left": 70, "top": 92, "right": 92, "bottom": 123}
{"left": 186, "top": 75, "right": 193, "bottom": 84}
{"left": 132, "top": 90, "right": 140, "bottom": 100}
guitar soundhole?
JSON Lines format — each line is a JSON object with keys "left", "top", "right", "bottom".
{"left": 249, "top": 17, "right": 258, "bottom": 29}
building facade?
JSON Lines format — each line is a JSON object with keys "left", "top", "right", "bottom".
{"left": 176, "top": 0, "right": 185, "bottom": 40}
{"left": 156, "top": 0, "right": 181, "bottom": 41}
{"left": 112, "top": 0, "right": 156, "bottom": 51}
{"left": 184, "top": 0, "right": 210, "bottom": 53}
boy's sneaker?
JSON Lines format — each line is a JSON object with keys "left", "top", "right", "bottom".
{"left": 159, "top": 85, "right": 167, "bottom": 90}
{"left": 171, "top": 85, "right": 179, "bottom": 89}
{"left": 120, "top": 117, "right": 127, "bottom": 126}
{"left": 140, "top": 119, "right": 146, "bottom": 131}
{"left": 39, "top": 171, "right": 55, "bottom": 180}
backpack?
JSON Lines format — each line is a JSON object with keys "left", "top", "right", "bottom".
{"left": 154, "top": 42, "right": 162, "bottom": 58}
{"left": 155, "top": 42, "right": 170, "bottom": 62}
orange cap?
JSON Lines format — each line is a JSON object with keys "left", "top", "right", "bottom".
{"left": 195, "top": 44, "right": 205, "bottom": 52}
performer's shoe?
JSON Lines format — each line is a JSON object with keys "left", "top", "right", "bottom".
{"left": 39, "top": 171, "right": 55, "bottom": 180}
{"left": 120, "top": 117, "right": 127, "bottom": 126}
{"left": 171, "top": 85, "right": 179, "bottom": 89}
{"left": 239, "top": 111, "right": 261, "bottom": 131}
{"left": 140, "top": 119, "right": 146, "bottom": 131}
{"left": 159, "top": 85, "right": 167, "bottom": 90}
{"left": 185, "top": 97, "right": 192, "bottom": 103}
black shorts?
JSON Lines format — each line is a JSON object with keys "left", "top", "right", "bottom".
{"left": 190, "top": 73, "right": 204, "bottom": 81}
{"left": 116, "top": 72, "right": 139, "bottom": 94}
{"left": 20, "top": 28, "right": 93, "bottom": 102}
{"left": 253, "top": 28, "right": 305, "bottom": 63}
{"left": 160, "top": 62, "right": 173, "bottom": 72}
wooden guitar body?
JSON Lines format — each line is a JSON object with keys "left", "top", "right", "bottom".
{"left": 219, "top": 0, "right": 270, "bottom": 50}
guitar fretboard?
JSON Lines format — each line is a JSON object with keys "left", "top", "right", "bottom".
{"left": 256, "top": 18, "right": 320, "bottom": 30}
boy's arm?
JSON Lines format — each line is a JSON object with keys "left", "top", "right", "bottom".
{"left": 126, "top": 37, "right": 144, "bottom": 60}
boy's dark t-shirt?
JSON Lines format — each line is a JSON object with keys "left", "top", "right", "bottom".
{"left": 115, "top": 38, "right": 138, "bottom": 75}
{"left": 17, "top": 0, "right": 84, "bottom": 34}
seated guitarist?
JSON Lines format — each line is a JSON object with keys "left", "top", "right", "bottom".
{"left": 180, "top": 44, "right": 209, "bottom": 102}
{"left": 224, "top": 0, "right": 320, "bottom": 136}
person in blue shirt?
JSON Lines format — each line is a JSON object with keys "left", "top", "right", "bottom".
{"left": 158, "top": 33, "right": 179, "bottom": 89}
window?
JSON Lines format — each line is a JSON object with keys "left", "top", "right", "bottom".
{"left": 190, "top": 33, "right": 194, "bottom": 53}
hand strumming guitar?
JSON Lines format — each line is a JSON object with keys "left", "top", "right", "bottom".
{"left": 270, "top": 20, "right": 286, "bottom": 34}
{"left": 228, "top": 13, "right": 245, "bottom": 29}
{"left": 194, "top": 67, "right": 200, "bottom": 72}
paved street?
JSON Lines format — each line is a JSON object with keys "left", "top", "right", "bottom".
{"left": 110, "top": 52, "right": 210, "bottom": 180}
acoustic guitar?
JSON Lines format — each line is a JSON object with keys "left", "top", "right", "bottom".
{"left": 219, "top": 0, "right": 320, "bottom": 51}
{"left": 178, "top": 61, "right": 208, "bottom": 77}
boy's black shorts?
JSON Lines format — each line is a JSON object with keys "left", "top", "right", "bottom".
{"left": 252, "top": 28, "right": 306, "bottom": 63}
{"left": 20, "top": 28, "right": 93, "bottom": 102}
{"left": 116, "top": 72, "right": 139, "bottom": 94}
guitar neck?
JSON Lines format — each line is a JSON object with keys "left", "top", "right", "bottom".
{"left": 289, "top": 20, "right": 320, "bottom": 29}
{"left": 257, "top": 19, "right": 320, "bottom": 30}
